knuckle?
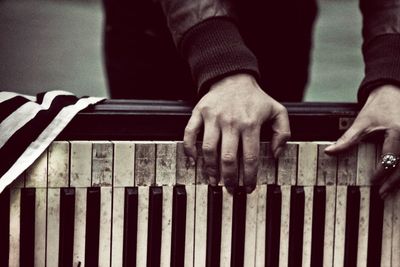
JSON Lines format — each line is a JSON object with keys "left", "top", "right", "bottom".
{"left": 275, "top": 104, "right": 288, "bottom": 114}
{"left": 184, "top": 126, "right": 197, "bottom": 136}
{"left": 221, "top": 153, "right": 237, "bottom": 165}
{"left": 283, "top": 131, "right": 291, "bottom": 140}
{"left": 220, "top": 115, "right": 236, "bottom": 127}
{"left": 202, "top": 143, "right": 216, "bottom": 156}
{"left": 241, "top": 118, "right": 258, "bottom": 130}
{"left": 243, "top": 154, "right": 259, "bottom": 166}
{"left": 205, "top": 166, "right": 218, "bottom": 176}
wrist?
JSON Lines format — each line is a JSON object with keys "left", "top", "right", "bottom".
{"left": 210, "top": 73, "right": 258, "bottom": 91}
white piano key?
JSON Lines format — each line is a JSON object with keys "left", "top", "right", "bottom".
{"left": 277, "top": 144, "right": 298, "bottom": 185}
{"left": 46, "top": 188, "right": 60, "bottom": 267}
{"left": 185, "top": 185, "right": 195, "bottom": 267}
{"left": 111, "top": 187, "right": 124, "bottom": 267}
{"left": 48, "top": 141, "right": 70, "bottom": 188}
{"left": 25, "top": 152, "right": 47, "bottom": 267}
{"left": 244, "top": 187, "right": 258, "bottom": 266}
{"left": 70, "top": 141, "right": 92, "bottom": 188}
{"left": 317, "top": 143, "right": 337, "bottom": 186}
{"left": 111, "top": 141, "right": 135, "bottom": 267}
{"left": 99, "top": 187, "right": 112, "bottom": 267}
{"left": 160, "top": 186, "right": 173, "bottom": 266}
{"left": 381, "top": 194, "right": 394, "bottom": 267}
{"left": 34, "top": 188, "right": 46, "bottom": 267}
{"left": 73, "top": 188, "right": 87, "bottom": 266}
{"left": 356, "top": 142, "right": 376, "bottom": 186}
{"left": 136, "top": 186, "right": 149, "bottom": 266}
{"left": 323, "top": 186, "right": 336, "bottom": 267}
{"left": 9, "top": 188, "right": 21, "bottom": 267}
{"left": 92, "top": 141, "right": 113, "bottom": 187}
{"left": 194, "top": 185, "right": 208, "bottom": 267}
{"left": 156, "top": 142, "right": 177, "bottom": 186}
{"left": 195, "top": 143, "right": 208, "bottom": 184}
{"left": 302, "top": 186, "right": 314, "bottom": 267}
{"left": 113, "top": 141, "right": 135, "bottom": 187}
{"left": 279, "top": 185, "right": 291, "bottom": 267}
{"left": 135, "top": 142, "right": 156, "bottom": 186}
{"left": 220, "top": 187, "right": 233, "bottom": 267}
{"left": 357, "top": 187, "right": 370, "bottom": 267}
{"left": 258, "top": 142, "right": 276, "bottom": 185}
{"left": 333, "top": 185, "right": 347, "bottom": 267}
{"left": 337, "top": 147, "right": 357, "bottom": 185}
{"left": 297, "top": 142, "right": 318, "bottom": 186}
{"left": 176, "top": 142, "right": 196, "bottom": 185}
{"left": 25, "top": 150, "right": 47, "bottom": 188}
{"left": 255, "top": 184, "right": 267, "bottom": 267}
{"left": 392, "top": 190, "right": 400, "bottom": 267}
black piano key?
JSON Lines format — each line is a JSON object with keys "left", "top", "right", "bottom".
{"left": 0, "top": 188, "right": 10, "bottom": 267}
{"left": 123, "top": 187, "right": 138, "bottom": 267}
{"left": 367, "top": 186, "right": 384, "bottom": 267}
{"left": 147, "top": 186, "right": 163, "bottom": 267}
{"left": 206, "top": 185, "right": 222, "bottom": 267}
{"left": 84, "top": 187, "right": 101, "bottom": 267}
{"left": 231, "top": 186, "right": 247, "bottom": 267}
{"left": 288, "top": 186, "right": 305, "bottom": 267}
{"left": 311, "top": 186, "right": 326, "bottom": 267}
{"left": 59, "top": 188, "right": 75, "bottom": 267}
{"left": 20, "top": 188, "right": 35, "bottom": 267}
{"left": 344, "top": 186, "right": 360, "bottom": 267}
{"left": 171, "top": 185, "right": 187, "bottom": 267}
{"left": 265, "top": 185, "right": 281, "bottom": 267}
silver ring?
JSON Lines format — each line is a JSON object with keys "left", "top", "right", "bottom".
{"left": 381, "top": 153, "right": 400, "bottom": 170}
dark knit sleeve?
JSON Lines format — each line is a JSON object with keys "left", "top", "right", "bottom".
{"left": 358, "top": 34, "right": 400, "bottom": 104}
{"left": 179, "top": 17, "right": 260, "bottom": 96}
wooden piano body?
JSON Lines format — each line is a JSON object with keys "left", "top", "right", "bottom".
{"left": 0, "top": 101, "right": 399, "bottom": 267}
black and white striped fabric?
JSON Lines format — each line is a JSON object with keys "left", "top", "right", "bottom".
{"left": 0, "top": 91, "right": 104, "bottom": 193}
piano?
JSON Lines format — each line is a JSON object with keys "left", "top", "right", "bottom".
{"left": 0, "top": 100, "right": 398, "bottom": 267}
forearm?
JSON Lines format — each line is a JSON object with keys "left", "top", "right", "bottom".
{"left": 358, "top": 0, "right": 400, "bottom": 104}
{"left": 158, "top": 0, "right": 259, "bottom": 95}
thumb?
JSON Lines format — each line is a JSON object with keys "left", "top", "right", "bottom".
{"left": 325, "top": 118, "right": 367, "bottom": 154}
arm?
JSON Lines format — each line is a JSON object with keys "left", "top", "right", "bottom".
{"left": 159, "top": 0, "right": 290, "bottom": 193}
{"left": 326, "top": 0, "right": 400, "bottom": 198}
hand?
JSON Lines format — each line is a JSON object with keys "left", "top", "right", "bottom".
{"left": 183, "top": 73, "right": 290, "bottom": 193}
{"left": 325, "top": 84, "right": 400, "bottom": 198}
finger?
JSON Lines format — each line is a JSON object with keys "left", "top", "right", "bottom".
{"left": 220, "top": 127, "right": 239, "bottom": 194}
{"left": 183, "top": 109, "right": 203, "bottom": 160}
{"left": 325, "top": 118, "right": 368, "bottom": 154}
{"left": 241, "top": 127, "right": 260, "bottom": 193}
{"left": 202, "top": 119, "right": 221, "bottom": 186}
{"left": 270, "top": 107, "right": 291, "bottom": 158}
{"left": 371, "top": 129, "right": 400, "bottom": 185}
{"left": 379, "top": 167, "right": 400, "bottom": 199}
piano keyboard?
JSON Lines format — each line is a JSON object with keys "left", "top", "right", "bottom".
{"left": 0, "top": 140, "right": 399, "bottom": 267}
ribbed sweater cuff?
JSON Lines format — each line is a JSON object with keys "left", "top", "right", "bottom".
{"left": 358, "top": 34, "right": 400, "bottom": 104}
{"left": 179, "top": 17, "right": 259, "bottom": 96}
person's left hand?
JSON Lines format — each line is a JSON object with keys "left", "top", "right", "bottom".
{"left": 325, "top": 84, "right": 400, "bottom": 198}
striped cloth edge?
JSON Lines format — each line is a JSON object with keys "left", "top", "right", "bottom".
{"left": 0, "top": 90, "right": 105, "bottom": 193}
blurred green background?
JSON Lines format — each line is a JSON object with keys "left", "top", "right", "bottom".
{"left": 0, "top": 0, "right": 363, "bottom": 102}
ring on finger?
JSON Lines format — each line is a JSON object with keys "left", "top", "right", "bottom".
{"left": 381, "top": 153, "right": 400, "bottom": 170}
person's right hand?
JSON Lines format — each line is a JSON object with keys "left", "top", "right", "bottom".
{"left": 183, "top": 73, "right": 291, "bottom": 193}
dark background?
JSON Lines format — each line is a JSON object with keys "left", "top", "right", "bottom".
{"left": 0, "top": 0, "right": 363, "bottom": 102}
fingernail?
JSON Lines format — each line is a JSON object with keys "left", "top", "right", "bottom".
{"left": 209, "top": 176, "right": 217, "bottom": 186}
{"left": 246, "top": 185, "right": 256, "bottom": 194}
